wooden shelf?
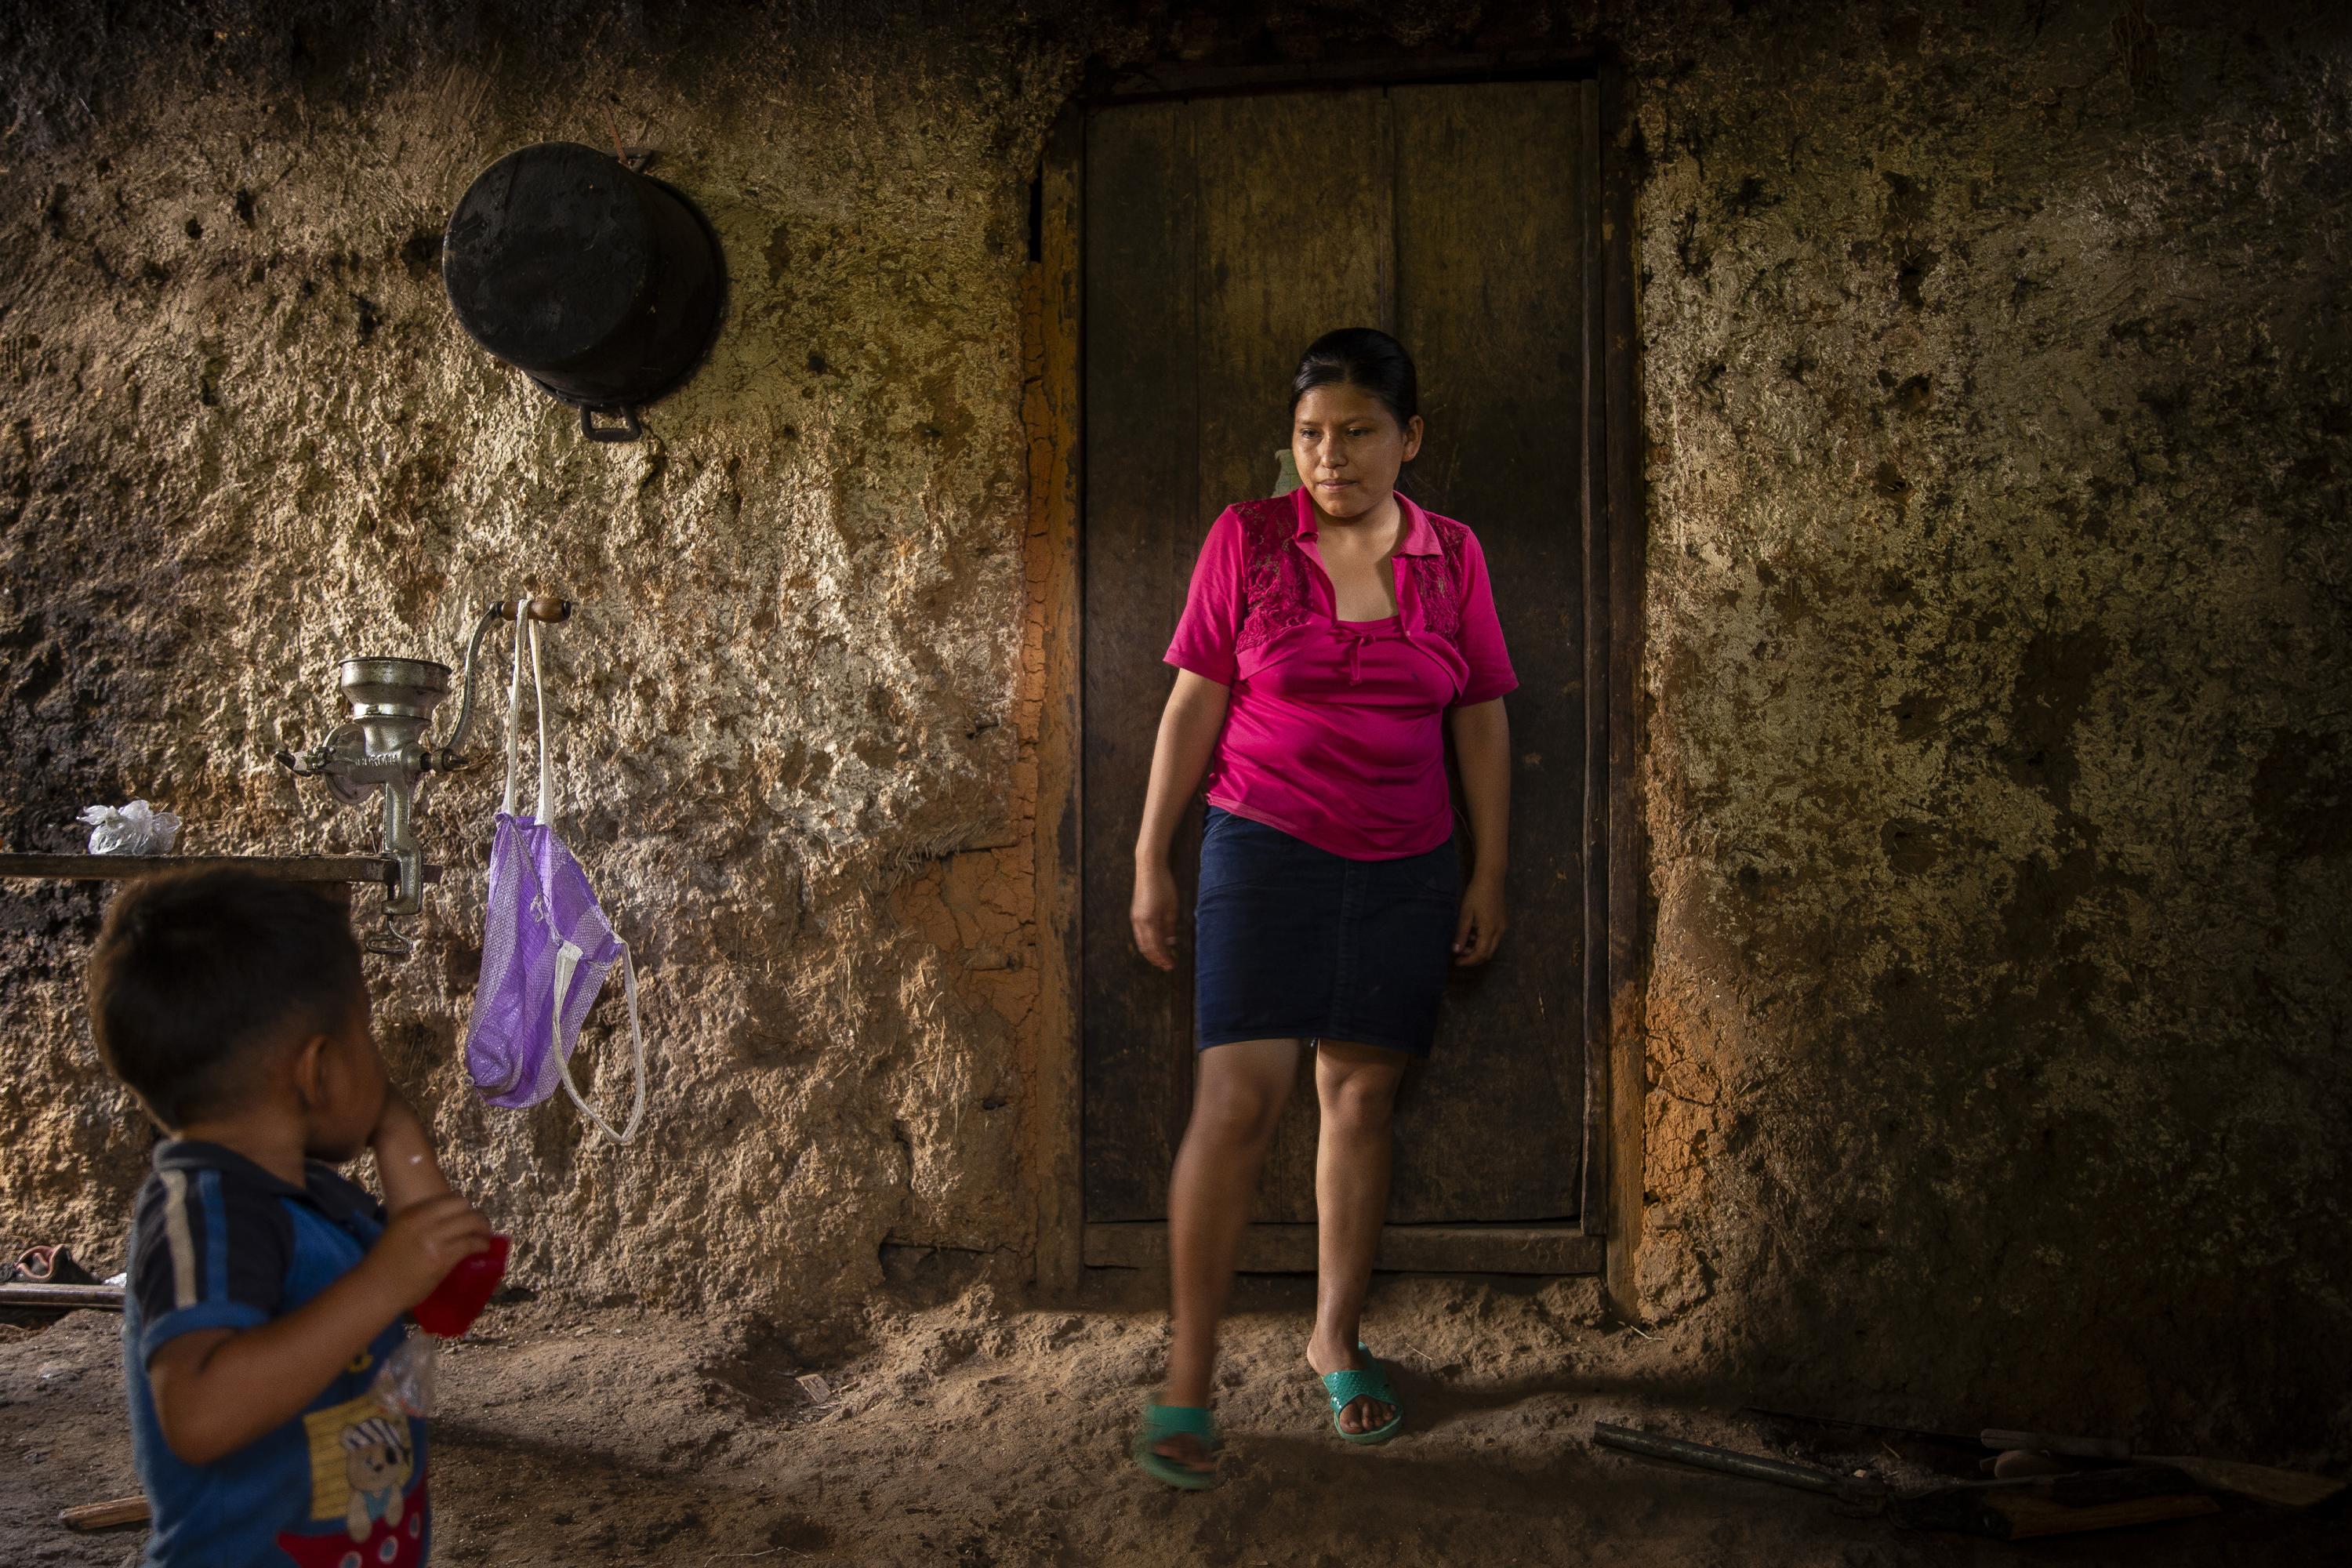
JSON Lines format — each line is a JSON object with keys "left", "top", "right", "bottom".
{"left": 0, "top": 854, "right": 439, "bottom": 887}
{"left": 0, "top": 1282, "right": 124, "bottom": 1310}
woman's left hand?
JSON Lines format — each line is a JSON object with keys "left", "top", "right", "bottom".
{"left": 1452, "top": 877, "right": 1506, "bottom": 966}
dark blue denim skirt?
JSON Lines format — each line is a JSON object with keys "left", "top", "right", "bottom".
{"left": 1193, "top": 805, "right": 1461, "bottom": 1057}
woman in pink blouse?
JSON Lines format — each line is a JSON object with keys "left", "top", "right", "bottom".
{"left": 1130, "top": 329, "right": 1516, "bottom": 1488}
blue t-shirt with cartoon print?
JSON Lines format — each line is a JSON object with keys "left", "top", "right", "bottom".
{"left": 124, "top": 1141, "right": 430, "bottom": 1567}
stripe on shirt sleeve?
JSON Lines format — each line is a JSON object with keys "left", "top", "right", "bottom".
{"left": 158, "top": 1168, "right": 198, "bottom": 1310}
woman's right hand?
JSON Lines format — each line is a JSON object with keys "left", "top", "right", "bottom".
{"left": 1130, "top": 671, "right": 1229, "bottom": 974}
{"left": 1131, "top": 858, "right": 1181, "bottom": 971}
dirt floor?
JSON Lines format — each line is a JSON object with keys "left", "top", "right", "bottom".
{"left": 4, "top": 1274, "right": 2345, "bottom": 1567}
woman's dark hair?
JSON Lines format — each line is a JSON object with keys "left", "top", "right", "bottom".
{"left": 89, "top": 869, "right": 365, "bottom": 1127}
{"left": 1290, "top": 327, "right": 1419, "bottom": 428}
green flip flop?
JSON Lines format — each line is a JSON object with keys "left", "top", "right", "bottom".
{"left": 1321, "top": 1344, "right": 1405, "bottom": 1445}
{"left": 1133, "top": 1401, "right": 1222, "bottom": 1490}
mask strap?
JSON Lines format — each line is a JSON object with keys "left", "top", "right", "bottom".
{"left": 528, "top": 616, "right": 554, "bottom": 828}
{"left": 499, "top": 593, "right": 526, "bottom": 818}
{"left": 550, "top": 940, "right": 648, "bottom": 1144}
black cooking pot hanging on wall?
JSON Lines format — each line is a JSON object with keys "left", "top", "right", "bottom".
{"left": 442, "top": 142, "right": 725, "bottom": 442}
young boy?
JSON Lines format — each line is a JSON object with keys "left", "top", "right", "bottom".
{"left": 89, "top": 869, "right": 492, "bottom": 1566}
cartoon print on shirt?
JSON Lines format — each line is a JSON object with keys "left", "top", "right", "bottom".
{"left": 339, "top": 1415, "right": 411, "bottom": 1539}
{"left": 276, "top": 1391, "right": 426, "bottom": 1566}
{"left": 298, "top": 1392, "right": 416, "bottom": 1537}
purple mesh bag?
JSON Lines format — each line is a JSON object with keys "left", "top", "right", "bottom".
{"left": 462, "top": 613, "right": 646, "bottom": 1142}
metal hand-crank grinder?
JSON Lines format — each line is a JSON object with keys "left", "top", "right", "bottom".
{"left": 277, "top": 597, "right": 572, "bottom": 955}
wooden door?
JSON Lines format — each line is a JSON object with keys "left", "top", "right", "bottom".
{"left": 1080, "top": 81, "right": 1595, "bottom": 1238}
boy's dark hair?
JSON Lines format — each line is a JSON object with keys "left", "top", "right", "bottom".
{"left": 88, "top": 869, "right": 366, "bottom": 1128}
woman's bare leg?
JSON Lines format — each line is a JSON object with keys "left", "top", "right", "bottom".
{"left": 1308, "top": 1039, "right": 1407, "bottom": 1434}
{"left": 1156, "top": 1036, "right": 1301, "bottom": 1470}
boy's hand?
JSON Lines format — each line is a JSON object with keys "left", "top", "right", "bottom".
{"left": 365, "top": 1192, "right": 492, "bottom": 1308}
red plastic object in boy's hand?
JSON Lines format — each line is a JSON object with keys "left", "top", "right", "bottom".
{"left": 410, "top": 1233, "right": 510, "bottom": 1338}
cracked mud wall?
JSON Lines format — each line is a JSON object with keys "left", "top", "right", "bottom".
{"left": 0, "top": 1, "right": 1083, "bottom": 1342}
{"left": 2, "top": 0, "right": 2347, "bottom": 1450}
{"left": 1623, "top": 3, "right": 2352, "bottom": 1453}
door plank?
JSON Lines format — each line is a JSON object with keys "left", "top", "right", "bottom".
{"left": 1600, "top": 65, "right": 1651, "bottom": 1262}
{"left": 1192, "top": 89, "right": 1397, "bottom": 518}
{"left": 1081, "top": 103, "right": 1201, "bottom": 1221}
{"left": 1385, "top": 79, "right": 1588, "bottom": 1219}
{"left": 1029, "top": 107, "right": 1087, "bottom": 1292}
{"left": 1576, "top": 74, "right": 1614, "bottom": 1233}
{"left": 1192, "top": 88, "right": 1398, "bottom": 1222}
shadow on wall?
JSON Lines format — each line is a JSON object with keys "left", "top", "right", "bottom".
{"left": 1627, "top": 0, "right": 2352, "bottom": 1453}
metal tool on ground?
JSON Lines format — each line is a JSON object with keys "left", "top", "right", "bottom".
{"left": 1595, "top": 1421, "right": 2240, "bottom": 1541}
{"left": 1732, "top": 1407, "right": 2346, "bottom": 1519}
{"left": 1592, "top": 1422, "right": 1890, "bottom": 1513}
{"left": 1738, "top": 1405, "right": 1981, "bottom": 1468}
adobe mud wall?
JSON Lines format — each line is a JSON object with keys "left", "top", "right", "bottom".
{"left": 0, "top": 2, "right": 1073, "bottom": 1350}
{"left": 1, "top": 2, "right": 2345, "bottom": 1451}
{"left": 1624, "top": 2, "right": 2352, "bottom": 1454}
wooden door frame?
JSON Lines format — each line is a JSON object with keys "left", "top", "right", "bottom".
{"left": 1026, "top": 48, "right": 1649, "bottom": 1303}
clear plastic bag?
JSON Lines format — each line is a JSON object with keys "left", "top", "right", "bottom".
{"left": 371, "top": 1327, "right": 440, "bottom": 1419}
{"left": 79, "top": 800, "right": 181, "bottom": 855}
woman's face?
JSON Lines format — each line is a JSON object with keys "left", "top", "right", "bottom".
{"left": 1291, "top": 382, "right": 1423, "bottom": 522}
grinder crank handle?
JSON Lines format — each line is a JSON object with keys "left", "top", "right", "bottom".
{"left": 501, "top": 596, "right": 575, "bottom": 626}
{"left": 430, "top": 594, "right": 576, "bottom": 771}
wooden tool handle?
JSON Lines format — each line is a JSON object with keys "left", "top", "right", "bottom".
{"left": 496, "top": 596, "right": 575, "bottom": 625}
{"left": 1987, "top": 1490, "right": 2217, "bottom": 1539}
{"left": 2142, "top": 1454, "right": 2348, "bottom": 1508}
{"left": 60, "top": 1495, "right": 149, "bottom": 1530}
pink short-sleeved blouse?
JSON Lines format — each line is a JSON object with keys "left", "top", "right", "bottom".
{"left": 1163, "top": 485, "right": 1517, "bottom": 860}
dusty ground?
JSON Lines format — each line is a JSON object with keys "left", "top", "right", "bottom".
{"left": 5, "top": 1276, "right": 2344, "bottom": 1567}
{"left": 4, "top": 0, "right": 2349, "bottom": 1460}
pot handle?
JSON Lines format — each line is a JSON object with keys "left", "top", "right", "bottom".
{"left": 581, "top": 405, "right": 642, "bottom": 442}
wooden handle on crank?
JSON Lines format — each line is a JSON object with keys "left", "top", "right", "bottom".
{"left": 497, "top": 596, "right": 574, "bottom": 625}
